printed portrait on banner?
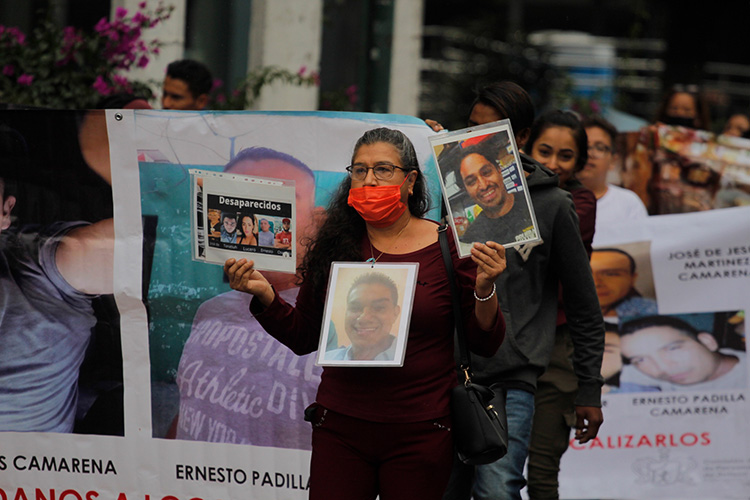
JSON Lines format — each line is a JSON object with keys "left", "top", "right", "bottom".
{"left": 0, "top": 109, "right": 122, "bottom": 436}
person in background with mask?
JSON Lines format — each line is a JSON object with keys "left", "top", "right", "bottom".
{"left": 654, "top": 85, "right": 711, "bottom": 131}
{"left": 225, "top": 127, "right": 507, "bottom": 500}
{"left": 722, "top": 112, "right": 750, "bottom": 137}
{"left": 625, "top": 85, "right": 711, "bottom": 213}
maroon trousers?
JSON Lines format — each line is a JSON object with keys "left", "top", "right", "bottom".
{"left": 308, "top": 406, "right": 453, "bottom": 500}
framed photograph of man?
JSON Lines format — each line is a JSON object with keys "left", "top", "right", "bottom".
{"left": 316, "top": 262, "right": 419, "bottom": 367}
{"left": 429, "top": 119, "right": 540, "bottom": 257}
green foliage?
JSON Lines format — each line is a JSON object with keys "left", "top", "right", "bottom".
{"left": 210, "top": 65, "right": 320, "bottom": 110}
{"left": 0, "top": 2, "right": 173, "bottom": 109}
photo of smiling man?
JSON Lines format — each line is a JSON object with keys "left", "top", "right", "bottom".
{"left": 331, "top": 272, "right": 401, "bottom": 361}
{"left": 619, "top": 312, "right": 747, "bottom": 391}
{"left": 430, "top": 122, "right": 539, "bottom": 255}
{"left": 318, "top": 263, "right": 418, "bottom": 367}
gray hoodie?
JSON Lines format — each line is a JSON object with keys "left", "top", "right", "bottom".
{"left": 472, "top": 154, "right": 604, "bottom": 407}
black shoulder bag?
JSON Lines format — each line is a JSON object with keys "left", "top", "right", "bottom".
{"left": 438, "top": 224, "right": 508, "bottom": 465}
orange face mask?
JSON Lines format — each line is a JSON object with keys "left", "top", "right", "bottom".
{"left": 347, "top": 177, "right": 408, "bottom": 228}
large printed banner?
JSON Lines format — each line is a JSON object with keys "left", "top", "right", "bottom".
{"left": 558, "top": 205, "right": 750, "bottom": 499}
{"left": 1, "top": 108, "right": 748, "bottom": 500}
{"left": 0, "top": 109, "right": 440, "bottom": 499}
{"left": 618, "top": 124, "right": 750, "bottom": 214}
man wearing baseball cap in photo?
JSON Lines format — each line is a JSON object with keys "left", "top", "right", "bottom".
{"left": 275, "top": 217, "right": 293, "bottom": 249}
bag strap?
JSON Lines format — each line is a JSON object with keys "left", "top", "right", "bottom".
{"left": 437, "top": 224, "right": 472, "bottom": 383}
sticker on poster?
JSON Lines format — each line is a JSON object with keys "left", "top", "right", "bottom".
{"left": 190, "top": 169, "right": 296, "bottom": 273}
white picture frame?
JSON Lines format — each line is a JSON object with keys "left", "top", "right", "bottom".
{"left": 190, "top": 169, "right": 297, "bottom": 273}
{"left": 429, "top": 119, "right": 541, "bottom": 257}
{"left": 316, "top": 262, "right": 419, "bottom": 367}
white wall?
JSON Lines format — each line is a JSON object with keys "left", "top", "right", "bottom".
{"left": 248, "top": 0, "right": 323, "bottom": 111}
{"left": 389, "top": 0, "right": 424, "bottom": 116}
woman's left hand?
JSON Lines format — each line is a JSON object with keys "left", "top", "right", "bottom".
{"left": 471, "top": 241, "right": 506, "bottom": 296}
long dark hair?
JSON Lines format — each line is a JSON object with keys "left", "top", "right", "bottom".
{"left": 471, "top": 81, "right": 535, "bottom": 133}
{"left": 298, "top": 127, "right": 430, "bottom": 292}
{"left": 654, "top": 85, "right": 711, "bottom": 131}
{"left": 526, "top": 109, "right": 589, "bottom": 173}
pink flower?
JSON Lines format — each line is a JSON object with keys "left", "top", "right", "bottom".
{"left": 137, "top": 55, "right": 149, "bottom": 68}
{"left": 211, "top": 78, "right": 224, "bottom": 91}
{"left": 17, "top": 74, "right": 33, "bottom": 86}
{"left": 5, "top": 27, "right": 26, "bottom": 45}
{"left": 112, "top": 74, "right": 129, "bottom": 87}
{"left": 2, "top": 65, "right": 14, "bottom": 76}
{"left": 297, "top": 65, "right": 307, "bottom": 77}
{"left": 93, "top": 75, "right": 112, "bottom": 95}
{"left": 346, "top": 85, "right": 358, "bottom": 105}
{"left": 139, "top": 1, "right": 147, "bottom": 8}
{"left": 115, "top": 7, "right": 128, "bottom": 19}
{"left": 94, "top": 18, "right": 110, "bottom": 33}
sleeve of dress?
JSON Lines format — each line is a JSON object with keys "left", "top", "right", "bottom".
{"left": 571, "top": 187, "right": 597, "bottom": 258}
{"left": 249, "top": 279, "right": 325, "bottom": 356}
{"left": 552, "top": 196, "right": 605, "bottom": 407}
{"left": 451, "top": 233, "right": 505, "bottom": 358}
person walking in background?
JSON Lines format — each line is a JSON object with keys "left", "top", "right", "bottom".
{"left": 161, "top": 59, "right": 212, "bottom": 111}
{"left": 523, "top": 109, "right": 601, "bottom": 500}
{"left": 436, "top": 82, "right": 604, "bottom": 500}
{"left": 654, "top": 84, "right": 711, "bottom": 131}
{"left": 579, "top": 115, "right": 648, "bottom": 245}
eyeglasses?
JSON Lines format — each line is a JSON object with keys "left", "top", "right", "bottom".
{"left": 587, "top": 143, "right": 612, "bottom": 159}
{"left": 346, "top": 162, "right": 410, "bottom": 181}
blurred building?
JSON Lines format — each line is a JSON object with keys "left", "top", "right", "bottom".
{"left": 1, "top": 0, "right": 749, "bottom": 131}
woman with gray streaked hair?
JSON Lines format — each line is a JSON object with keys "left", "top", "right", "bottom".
{"left": 223, "top": 127, "right": 507, "bottom": 499}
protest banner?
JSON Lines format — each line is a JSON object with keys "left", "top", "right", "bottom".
{"left": 0, "top": 109, "right": 440, "bottom": 498}
{"left": 558, "top": 205, "right": 750, "bottom": 500}
{"left": 2, "top": 108, "right": 747, "bottom": 499}
{"left": 618, "top": 124, "right": 750, "bottom": 214}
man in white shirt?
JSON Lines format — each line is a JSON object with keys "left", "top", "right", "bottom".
{"left": 579, "top": 116, "right": 648, "bottom": 245}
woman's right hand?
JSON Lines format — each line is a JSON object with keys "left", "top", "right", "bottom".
{"left": 224, "top": 258, "right": 275, "bottom": 306}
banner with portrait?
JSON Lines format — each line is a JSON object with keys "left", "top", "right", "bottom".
{"left": 0, "top": 109, "right": 441, "bottom": 499}
{"left": 558, "top": 205, "right": 750, "bottom": 500}
{"left": 617, "top": 124, "right": 750, "bottom": 215}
